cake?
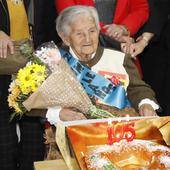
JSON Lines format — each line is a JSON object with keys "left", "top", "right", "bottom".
{"left": 56, "top": 117, "right": 170, "bottom": 170}
{"left": 84, "top": 139, "right": 170, "bottom": 170}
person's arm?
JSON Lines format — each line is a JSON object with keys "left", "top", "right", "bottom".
{"left": 136, "top": 32, "right": 154, "bottom": 45}
{"left": 103, "top": 0, "right": 149, "bottom": 41}
{"left": 0, "top": 30, "right": 14, "bottom": 58}
{"left": 124, "top": 54, "right": 159, "bottom": 116}
{"left": 138, "top": 99, "right": 159, "bottom": 116}
{"left": 138, "top": 0, "right": 170, "bottom": 40}
{"left": 46, "top": 107, "right": 86, "bottom": 124}
{"left": 116, "top": 0, "right": 149, "bottom": 36}
{"left": 121, "top": 0, "right": 170, "bottom": 57}
{"left": 26, "top": 107, "right": 86, "bottom": 125}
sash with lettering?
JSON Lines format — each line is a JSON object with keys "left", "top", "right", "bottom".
{"left": 60, "top": 49, "right": 131, "bottom": 109}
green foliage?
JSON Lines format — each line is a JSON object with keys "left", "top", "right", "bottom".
{"left": 87, "top": 106, "right": 115, "bottom": 119}
{"left": 19, "top": 43, "right": 44, "bottom": 65}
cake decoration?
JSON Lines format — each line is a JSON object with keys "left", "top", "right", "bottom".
{"left": 85, "top": 140, "right": 170, "bottom": 169}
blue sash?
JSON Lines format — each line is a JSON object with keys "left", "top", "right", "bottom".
{"left": 60, "top": 49, "right": 131, "bottom": 109}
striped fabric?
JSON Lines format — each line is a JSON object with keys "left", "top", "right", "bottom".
{"left": 94, "top": 0, "right": 117, "bottom": 24}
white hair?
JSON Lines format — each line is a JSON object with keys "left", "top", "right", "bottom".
{"left": 56, "top": 5, "right": 100, "bottom": 36}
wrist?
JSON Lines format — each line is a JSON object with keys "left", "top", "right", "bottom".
{"left": 138, "top": 98, "right": 159, "bottom": 111}
{"left": 136, "top": 35, "right": 149, "bottom": 47}
{"left": 136, "top": 33, "right": 154, "bottom": 46}
{"left": 46, "top": 106, "right": 62, "bottom": 125}
{"left": 140, "top": 38, "right": 148, "bottom": 47}
{"left": 120, "top": 25, "right": 130, "bottom": 36}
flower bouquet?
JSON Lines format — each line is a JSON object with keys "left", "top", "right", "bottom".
{"left": 8, "top": 42, "right": 48, "bottom": 119}
{"left": 8, "top": 41, "right": 116, "bottom": 119}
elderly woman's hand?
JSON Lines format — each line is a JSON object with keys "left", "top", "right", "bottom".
{"left": 139, "top": 104, "right": 157, "bottom": 117}
{"left": 0, "top": 31, "right": 14, "bottom": 58}
{"left": 59, "top": 108, "right": 87, "bottom": 121}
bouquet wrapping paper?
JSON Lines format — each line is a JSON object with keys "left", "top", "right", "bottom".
{"left": 7, "top": 41, "right": 93, "bottom": 118}
{"left": 23, "top": 55, "right": 93, "bottom": 114}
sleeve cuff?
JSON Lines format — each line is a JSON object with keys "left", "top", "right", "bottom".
{"left": 46, "top": 106, "right": 62, "bottom": 125}
{"left": 138, "top": 98, "right": 159, "bottom": 110}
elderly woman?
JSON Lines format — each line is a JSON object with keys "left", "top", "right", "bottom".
{"left": 45, "top": 5, "right": 159, "bottom": 123}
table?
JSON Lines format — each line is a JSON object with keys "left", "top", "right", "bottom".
{"left": 34, "top": 159, "right": 69, "bottom": 170}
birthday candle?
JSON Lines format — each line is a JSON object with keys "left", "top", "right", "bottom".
{"left": 114, "top": 123, "right": 124, "bottom": 142}
{"left": 123, "top": 115, "right": 136, "bottom": 142}
{"left": 107, "top": 119, "right": 113, "bottom": 145}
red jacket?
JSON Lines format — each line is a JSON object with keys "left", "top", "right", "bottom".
{"left": 55, "top": 0, "right": 149, "bottom": 36}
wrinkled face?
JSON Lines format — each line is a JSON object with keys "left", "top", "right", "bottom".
{"left": 64, "top": 15, "right": 99, "bottom": 61}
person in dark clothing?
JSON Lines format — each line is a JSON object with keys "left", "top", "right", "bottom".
{"left": 43, "top": 0, "right": 61, "bottom": 45}
{"left": 0, "top": 0, "right": 59, "bottom": 170}
{"left": 121, "top": 0, "right": 170, "bottom": 116}
{"left": 144, "top": 16, "right": 170, "bottom": 116}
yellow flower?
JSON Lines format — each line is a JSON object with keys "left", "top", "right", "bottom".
{"left": 30, "top": 64, "right": 46, "bottom": 84}
{"left": 8, "top": 63, "right": 47, "bottom": 114}
{"left": 13, "top": 102, "right": 22, "bottom": 113}
{"left": 8, "top": 81, "right": 21, "bottom": 110}
{"left": 16, "top": 63, "right": 47, "bottom": 95}
{"left": 10, "top": 83, "right": 21, "bottom": 97}
{"left": 8, "top": 94, "right": 17, "bottom": 108}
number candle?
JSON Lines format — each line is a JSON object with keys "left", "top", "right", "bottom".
{"left": 107, "top": 119, "right": 113, "bottom": 145}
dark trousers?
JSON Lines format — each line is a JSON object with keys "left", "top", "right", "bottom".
{"left": 0, "top": 117, "right": 45, "bottom": 170}
{"left": 18, "top": 116, "right": 45, "bottom": 170}
{"left": 0, "top": 110, "right": 18, "bottom": 170}
{"left": 0, "top": 75, "right": 45, "bottom": 170}
{"left": 0, "top": 75, "right": 18, "bottom": 170}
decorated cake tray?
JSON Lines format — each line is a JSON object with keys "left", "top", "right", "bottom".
{"left": 56, "top": 116, "right": 170, "bottom": 170}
